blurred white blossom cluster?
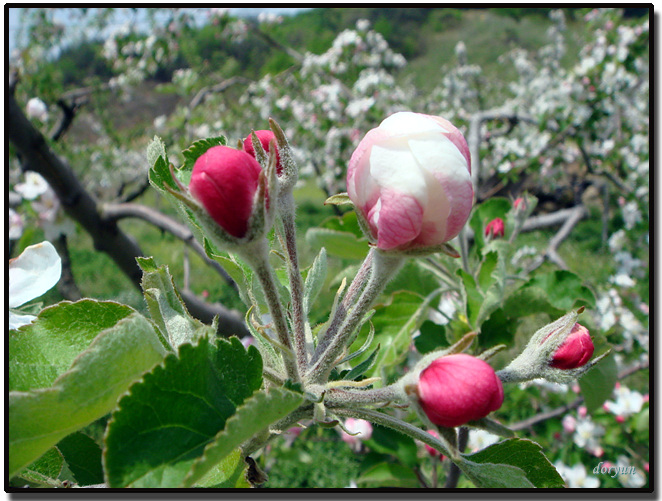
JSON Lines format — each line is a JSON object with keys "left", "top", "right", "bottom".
{"left": 240, "top": 19, "right": 411, "bottom": 195}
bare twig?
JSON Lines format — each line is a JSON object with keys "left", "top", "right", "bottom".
{"left": 510, "top": 360, "right": 649, "bottom": 431}
{"left": 524, "top": 204, "right": 587, "bottom": 273}
{"left": 101, "top": 202, "right": 236, "bottom": 288}
{"left": 8, "top": 90, "right": 248, "bottom": 338}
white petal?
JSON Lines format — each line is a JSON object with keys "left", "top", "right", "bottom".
{"left": 9, "top": 311, "right": 37, "bottom": 330}
{"left": 369, "top": 142, "right": 428, "bottom": 205}
{"left": 379, "top": 112, "right": 442, "bottom": 135}
{"left": 9, "top": 241, "right": 62, "bottom": 308}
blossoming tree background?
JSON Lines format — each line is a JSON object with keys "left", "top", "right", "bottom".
{"left": 7, "top": 7, "right": 649, "bottom": 489}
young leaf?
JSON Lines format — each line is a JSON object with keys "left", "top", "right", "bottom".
{"left": 303, "top": 247, "right": 328, "bottom": 316}
{"left": 354, "top": 290, "right": 438, "bottom": 378}
{"left": 194, "top": 448, "right": 249, "bottom": 488}
{"left": 461, "top": 438, "right": 564, "bottom": 488}
{"left": 578, "top": 336, "right": 617, "bottom": 413}
{"left": 137, "top": 256, "right": 211, "bottom": 349}
{"left": 414, "top": 320, "right": 449, "bottom": 354}
{"left": 104, "top": 336, "right": 263, "bottom": 488}
{"left": 182, "top": 136, "right": 227, "bottom": 176}
{"left": 305, "top": 228, "right": 370, "bottom": 260}
{"left": 9, "top": 299, "right": 135, "bottom": 392}
{"left": 14, "top": 447, "right": 65, "bottom": 487}
{"left": 182, "top": 387, "right": 303, "bottom": 487}
{"left": 56, "top": 431, "right": 104, "bottom": 486}
{"left": 457, "top": 268, "right": 482, "bottom": 330}
{"left": 457, "top": 459, "right": 534, "bottom": 488}
{"left": 356, "top": 462, "right": 419, "bottom": 488}
{"left": 9, "top": 313, "right": 168, "bottom": 478}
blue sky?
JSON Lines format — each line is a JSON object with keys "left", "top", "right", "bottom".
{"left": 7, "top": 7, "right": 312, "bottom": 55}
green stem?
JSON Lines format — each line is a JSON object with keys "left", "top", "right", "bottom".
{"left": 325, "top": 384, "right": 403, "bottom": 407}
{"left": 242, "top": 239, "right": 299, "bottom": 382}
{"left": 278, "top": 192, "right": 309, "bottom": 372}
{"left": 307, "top": 251, "right": 403, "bottom": 384}
{"left": 333, "top": 407, "right": 456, "bottom": 460}
{"left": 310, "top": 248, "right": 375, "bottom": 366}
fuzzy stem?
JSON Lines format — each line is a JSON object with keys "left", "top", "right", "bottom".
{"left": 278, "top": 192, "right": 309, "bottom": 373}
{"left": 325, "top": 384, "right": 403, "bottom": 407}
{"left": 310, "top": 248, "right": 375, "bottom": 365}
{"left": 333, "top": 407, "right": 455, "bottom": 460}
{"left": 241, "top": 238, "right": 299, "bottom": 382}
{"left": 307, "top": 251, "right": 403, "bottom": 384}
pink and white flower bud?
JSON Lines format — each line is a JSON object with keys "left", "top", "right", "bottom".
{"left": 347, "top": 112, "right": 473, "bottom": 251}
{"left": 189, "top": 145, "right": 262, "bottom": 238}
{"left": 244, "top": 130, "right": 282, "bottom": 175}
{"left": 484, "top": 217, "right": 505, "bottom": 239}
{"left": 340, "top": 418, "right": 373, "bottom": 446}
{"left": 550, "top": 323, "right": 594, "bottom": 370}
{"left": 416, "top": 354, "right": 504, "bottom": 428}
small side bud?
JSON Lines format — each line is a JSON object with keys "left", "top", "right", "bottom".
{"left": 498, "top": 309, "right": 605, "bottom": 384}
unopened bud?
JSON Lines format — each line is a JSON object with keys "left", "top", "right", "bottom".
{"left": 484, "top": 217, "right": 505, "bottom": 239}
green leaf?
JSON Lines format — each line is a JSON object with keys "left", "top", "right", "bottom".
{"left": 354, "top": 290, "right": 437, "bottom": 378}
{"left": 15, "top": 447, "right": 64, "bottom": 487}
{"left": 138, "top": 256, "right": 210, "bottom": 349}
{"left": 104, "top": 336, "right": 262, "bottom": 488}
{"left": 182, "top": 387, "right": 303, "bottom": 487}
{"left": 182, "top": 136, "right": 227, "bottom": 177}
{"left": 303, "top": 247, "right": 328, "bottom": 316}
{"left": 9, "top": 299, "right": 135, "bottom": 392}
{"left": 579, "top": 337, "right": 617, "bottom": 413}
{"left": 203, "top": 238, "right": 254, "bottom": 307}
{"left": 148, "top": 155, "right": 177, "bottom": 193}
{"left": 343, "top": 344, "right": 380, "bottom": 381}
{"left": 194, "top": 448, "right": 249, "bottom": 488}
{"left": 384, "top": 259, "right": 442, "bottom": 298}
{"left": 364, "top": 425, "right": 419, "bottom": 469}
{"left": 305, "top": 227, "right": 369, "bottom": 260}
{"left": 9, "top": 313, "right": 168, "bottom": 478}
{"left": 457, "top": 459, "right": 534, "bottom": 488}
{"left": 414, "top": 320, "right": 449, "bottom": 354}
{"left": 458, "top": 268, "right": 482, "bottom": 329}
{"left": 146, "top": 135, "right": 168, "bottom": 172}
{"left": 524, "top": 270, "right": 596, "bottom": 311}
{"left": 476, "top": 251, "right": 506, "bottom": 327}
{"left": 324, "top": 192, "right": 353, "bottom": 206}
{"left": 56, "top": 432, "right": 104, "bottom": 486}
{"left": 461, "top": 438, "right": 564, "bottom": 488}
{"left": 356, "top": 462, "right": 419, "bottom": 488}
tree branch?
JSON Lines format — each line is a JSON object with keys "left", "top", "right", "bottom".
{"left": 8, "top": 90, "right": 248, "bottom": 338}
{"left": 101, "top": 202, "right": 236, "bottom": 288}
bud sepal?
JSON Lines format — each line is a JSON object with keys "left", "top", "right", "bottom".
{"left": 497, "top": 308, "right": 610, "bottom": 384}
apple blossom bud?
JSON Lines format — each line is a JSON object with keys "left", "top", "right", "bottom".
{"left": 497, "top": 309, "right": 607, "bottom": 384}
{"left": 244, "top": 130, "right": 282, "bottom": 175}
{"left": 347, "top": 112, "right": 473, "bottom": 252}
{"left": 484, "top": 217, "right": 505, "bottom": 239}
{"left": 550, "top": 323, "right": 594, "bottom": 369}
{"left": 340, "top": 418, "right": 373, "bottom": 446}
{"left": 513, "top": 197, "right": 526, "bottom": 210}
{"left": 415, "top": 354, "right": 504, "bottom": 428}
{"left": 189, "top": 145, "right": 262, "bottom": 238}
{"left": 423, "top": 430, "right": 445, "bottom": 459}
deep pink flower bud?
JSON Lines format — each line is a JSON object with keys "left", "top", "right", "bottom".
{"left": 189, "top": 145, "right": 262, "bottom": 238}
{"left": 244, "top": 130, "right": 282, "bottom": 175}
{"left": 484, "top": 217, "right": 505, "bottom": 239}
{"left": 347, "top": 112, "right": 473, "bottom": 251}
{"left": 549, "top": 323, "right": 594, "bottom": 370}
{"left": 416, "top": 354, "right": 504, "bottom": 428}
{"left": 513, "top": 197, "right": 526, "bottom": 210}
{"left": 423, "top": 430, "right": 445, "bottom": 459}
